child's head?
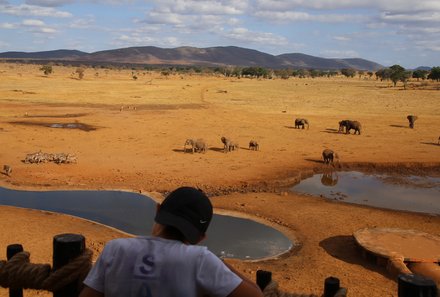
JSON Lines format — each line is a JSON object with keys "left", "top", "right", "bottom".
{"left": 154, "top": 187, "right": 213, "bottom": 244}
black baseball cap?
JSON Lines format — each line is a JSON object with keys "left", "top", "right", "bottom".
{"left": 154, "top": 187, "right": 213, "bottom": 244}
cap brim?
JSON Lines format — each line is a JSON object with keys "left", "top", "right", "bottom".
{"left": 155, "top": 210, "right": 201, "bottom": 244}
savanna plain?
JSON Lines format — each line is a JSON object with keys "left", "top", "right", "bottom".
{"left": 0, "top": 63, "right": 439, "bottom": 296}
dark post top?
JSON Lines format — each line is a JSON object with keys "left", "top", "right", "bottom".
{"left": 7, "top": 244, "right": 24, "bottom": 297}
{"left": 398, "top": 274, "right": 437, "bottom": 297}
{"left": 53, "top": 233, "right": 86, "bottom": 297}
{"left": 7, "top": 244, "right": 23, "bottom": 260}
{"left": 53, "top": 233, "right": 85, "bottom": 270}
{"left": 256, "top": 270, "right": 272, "bottom": 291}
{"left": 324, "top": 276, "right": 340, "bottom": 297}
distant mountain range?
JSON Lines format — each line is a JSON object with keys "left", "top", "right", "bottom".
{"left": 0, "top": 46, "right": 384, "bottom": 71}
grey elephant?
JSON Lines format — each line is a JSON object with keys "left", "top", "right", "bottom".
{"left": 221, "top": 136, "right": 239, "bottom": 153}
{"left": 407, "top": 115, "right": 418, "bottom": 129}
{"left": 295, "top": 118, "right": 309, "bottom": 129}
{"left": 339, "top": 120, "right": 362, "bottom": 135}
{"left": 322, "top": 149, "right": 339, "bottom": 165}
{"left": 249, "top": 140, "right": 259, "bottom": 151}
{"left": 184, "top": 138, "right": 207, "bottom": 153}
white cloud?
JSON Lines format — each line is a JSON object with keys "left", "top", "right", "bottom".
{"left": 223, "top": 27, "right": 288, "bottom": 45}
{"left": 414, "top": 40, "right": 440, "bottom": 51}
{"left": 113, "top": 34, "right": 181, "bottom": 48}
{"left": 151, "top": 0, "right": 248, "bottom": 15}
{"left": 254, "top": 10, "right": 365, "bottom": 23}
{"left": 320, "top": 49, "right": 359, "bottom": 58}
{"left": 22, "top": 18, "right": 58, "bottom": 34}
{"left": 23, "top": 19, "right": 46, "bottom": 26}
{"left": 333, "top": 35, "right": 351, "bottom": 41}
{"left": 0, "top": 4, "right": 72, "bottom": 17}
{"left": 254, "top": 0, "right": 440, "bottom": 13}
{"left": 0, "top": 22, "right": 17, "bottom": 29}
{"left": 380, "top": 11, "right": 440, "bottom": 23}
{"left": 25, "top": 0, "right": 74, "bottom": 7}
{"left": 69, "top": 17, "right": 96, "bottom": 29}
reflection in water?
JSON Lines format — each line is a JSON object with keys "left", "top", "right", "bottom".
{"left": 0, "top": 187, "right": 292, "bottom": 260}
{"left": 320, "top": 170, "right": 338, "bottom": 187}
{"left": 292, "top": 171, "right": 440, "bottom": 215}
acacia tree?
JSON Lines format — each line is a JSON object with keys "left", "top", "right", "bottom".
{"left": 389, "top": 65, "right": 411, "bottom": 88}
{"left": 375, "top": 68, "right": 391, "bottom": 81}
{"left": 428, "top": 67, "right": 440, "bottom": 81}
{"left": 40, "top": 64, "right": 53, "bottom": 76}
{"left": 412, "top": 70, "right": 428, "bottom": 81}
{"left": 341, "top": 68, "right": 356, "bottom": 77}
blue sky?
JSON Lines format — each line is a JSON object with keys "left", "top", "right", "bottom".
{"left": 0, "top": 0, "right": 439, "bottom": 68}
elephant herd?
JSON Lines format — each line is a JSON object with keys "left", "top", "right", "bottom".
{"left": 183, "top": 114, "right": 436, "bottom": 165}
{"left": 295, "top": 114, "right": 430, "bottom": 165}
{"left": 183, "top": 137, "right": 259, "bottom": 154}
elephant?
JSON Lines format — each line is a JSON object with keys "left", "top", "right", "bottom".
{"left": 3, "top": 165, "right": 11, "bottom": 176}
{"left": 221, "top": 137, "right": 238, "bottom": 153}
{"left": 184, "top": 138, "right": 207, "bottom": 153}
{"left": 249, "top": 140, "right": 259, "bottom": 151}
{"left": 338, "top": 120, "right": 362, "bottom": 135}
{"left": 295, "top": 118, "right": 309, "bottom": 129}
{"left": 407, "top": 115, "right": 418, "bottom": 129}
{"left": 322, "top": 149, "right": 339, "bottom": 165}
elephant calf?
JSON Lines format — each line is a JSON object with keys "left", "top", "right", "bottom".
{"left": 295, "top": 118, "right": 309, "bottom": 129}
{"left": 322, "top": 149, "right": 339, "bottom": 165}
{"left": 407, "top": 115, "right": 418, "bottom": 129}
{"left": 184, "top": 138, "right": 207, "bottom": 153}
{"left": 249, "top": 140, "right": 259, "bottom": 151}
{"left": 339, "top": 120, "right": 362, "bottom": 135}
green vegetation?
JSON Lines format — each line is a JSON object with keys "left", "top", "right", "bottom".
{"left": 428, "top": 67, "right": 440, "bottom": 82}
{"left": 39, "top": 64, "right": 53, "bottom": 76}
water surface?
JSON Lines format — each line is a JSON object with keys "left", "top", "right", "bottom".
{"left": 0, "top": 187, "right": 292, "bottom": 260}
{"left": 292, "top": 171, "right": 440, "bottom": 215}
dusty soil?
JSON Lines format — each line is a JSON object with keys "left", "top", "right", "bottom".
{"left": 0, "top": 63, "right": 439, "bottom": 296}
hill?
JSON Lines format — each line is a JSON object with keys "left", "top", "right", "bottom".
{"left": 0, "top": 46, "right": 383, "bottom": 71}
{"left": 0, "top": 49, "right": 87, "bottom": 59}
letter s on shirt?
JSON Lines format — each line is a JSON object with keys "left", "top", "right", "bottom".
{"left": 137, "top": 254, "right": 155, "bottom": 276}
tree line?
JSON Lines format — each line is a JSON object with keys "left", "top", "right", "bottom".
{"left": 34, "top": 62, "right": 440, "bottom": 83}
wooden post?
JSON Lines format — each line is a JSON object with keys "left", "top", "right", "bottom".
{"left": 52, "top": 234, "right": 85, "bottom": 297}
{"left": 324, "top": 276, "right": 340, "bottom": 297}
{"left": 7, "top": 244, "right": 24, "bottom": 297}
{"left": 398, "top": 274, "right": 437, "bottom": 297}
{"left": 256, "top": 270, "right": 272, "bottom": 291}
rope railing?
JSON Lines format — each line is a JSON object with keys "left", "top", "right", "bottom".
{"left": 1, "top": 234, "right": 438, "bottom": 297}
{"left": 0, "top": 249, "right": 92, "bottom": 291}
{"left": 0, "top": 234, "right": 92, "bottom": 297}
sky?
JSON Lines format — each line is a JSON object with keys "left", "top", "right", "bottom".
{"left": 0, "top": 0, "right": 439, "bottom": 69}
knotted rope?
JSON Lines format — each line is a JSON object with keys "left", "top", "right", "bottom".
{"left": 0, "top": 249, "right": 92, "bottom": 292}
{"left": 263, "top": 281, "right": 318, "bottom": 297}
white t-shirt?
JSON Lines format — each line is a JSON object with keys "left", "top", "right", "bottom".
{"left": 84, "top": 237, "right": 242, "bottom": 297}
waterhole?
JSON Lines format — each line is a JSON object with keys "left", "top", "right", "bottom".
{"left": 291, "top": 171, "right": 440, "bottom": 215}
{"left": 10, "top": 121, "right": 97, "bottom": 131}
{"left": 0, "top": 187, "right": 293, "bottom": 260}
